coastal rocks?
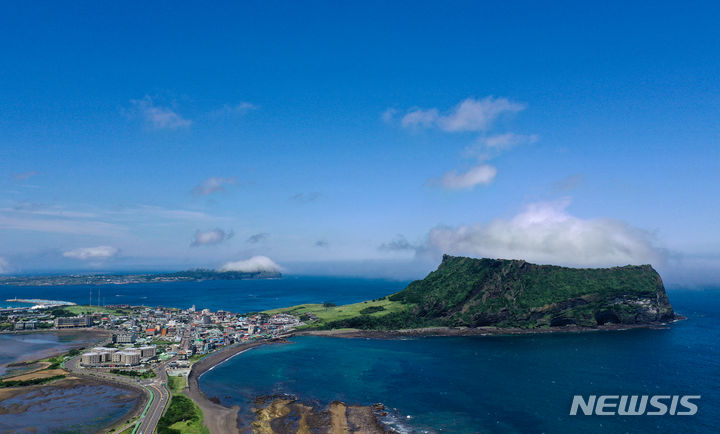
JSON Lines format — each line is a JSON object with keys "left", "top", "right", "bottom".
{"left": 247, "top": 395, "right": 391, "bottom": 433}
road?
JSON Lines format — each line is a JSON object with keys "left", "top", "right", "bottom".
{"left": 64, "top": 355, "right": 172, "bottom": 434}
{"left": 137, "top": 361, "right": 171, "bottom": 434}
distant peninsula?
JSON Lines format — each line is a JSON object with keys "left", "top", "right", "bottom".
{"left": 0, "top": 269, "right": 282, "bottom": 287}
{"left": 267, "top": 255, "right": 676, "bottom": 332}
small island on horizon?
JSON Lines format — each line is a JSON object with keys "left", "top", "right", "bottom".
{"left": 0, "top": 268, "right": 282, "bottom": 287}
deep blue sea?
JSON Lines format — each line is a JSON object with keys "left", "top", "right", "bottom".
{"left": 2, "top": 278, "right": 718, "bottom": 433}
{"left": 0, "top": 276, "right": 406, "bottom": 313}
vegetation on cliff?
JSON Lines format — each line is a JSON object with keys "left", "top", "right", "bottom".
{"left": 269, "top": 255, "right": 675, "bottom": 330}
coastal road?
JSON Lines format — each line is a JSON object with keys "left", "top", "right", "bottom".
{"left": 137, "top": 361, "right": 171, "bottom": 434}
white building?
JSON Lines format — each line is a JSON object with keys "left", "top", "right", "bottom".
{"left": 116, "top": 350, "right": 141, "bottom": 365}
{"left": 138, "top": 346, "right": 157, "bottom": 358}
{"left": 81, "top": 352, "right": 101, "bottom": 365}
{"left": 113, "top": 333, "right": 137, "bottom": 344}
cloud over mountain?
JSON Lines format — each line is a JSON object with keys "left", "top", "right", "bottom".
{"left": 423, "top": 199, "right": 664, "bottom": 267}
{"left": 218, "top": 256, "right": 282, "bottom": 273}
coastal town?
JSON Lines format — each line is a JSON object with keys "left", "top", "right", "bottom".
{"left": 0, "top": 298, "right": 306, "bottom": 433}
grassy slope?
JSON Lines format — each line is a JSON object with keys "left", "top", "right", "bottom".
{"left": 263, "top": 297, "right": 405, "bottom": 325}
{"left": 61, "top": 305, "right": 134, "bottom": 316}
{"left": 162, "top": 375, "right": 209, "bottom": 434}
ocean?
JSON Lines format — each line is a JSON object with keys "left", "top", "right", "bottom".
{"left": 1, "top": 277, "right": 718, "bottom": 433}
{"left": 0, "top": 275, "right": 406, "bottom": 313}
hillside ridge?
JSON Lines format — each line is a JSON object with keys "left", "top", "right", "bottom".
{"left": 269, "top": 255, "right": 675, "bottom": 331}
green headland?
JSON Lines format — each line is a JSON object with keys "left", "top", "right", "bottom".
{"left": 266, "top": 255, "right": 676, "bottom": 330}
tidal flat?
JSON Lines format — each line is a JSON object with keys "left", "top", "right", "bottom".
{"left": 0, "top": 330, "right": 104, "bottom": 376}
{"left": 0, "top": 377, "right": 142, "bottom": 433}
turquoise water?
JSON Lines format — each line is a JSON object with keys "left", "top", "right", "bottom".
{"left": 2, "top": 278, "right": 718, "bottom": 432}
{"left": 200, "top": 290, "right": 719, "bottom": 433}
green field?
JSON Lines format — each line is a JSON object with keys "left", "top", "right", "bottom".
{"left": 262, "top": 296, "right": 407, "bottom": 327}
{"left": 158, "top": 375, "right": 207, "bottom": 434}
{"left": 56, "top": 305, "right": 135, "bottom": 316}
{"left": 167, "top": 375, "right": 187, "bottom": 394}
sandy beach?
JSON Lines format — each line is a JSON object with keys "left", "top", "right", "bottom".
{"left": 186, "top": 340, "right": 282, "bottom": 434}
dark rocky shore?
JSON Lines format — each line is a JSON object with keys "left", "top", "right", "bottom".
{"left": 293, "top": 320, "right": 679, "bottom": 339}
{"left": 186, "top": 339, "right": 391, "bottom": 433}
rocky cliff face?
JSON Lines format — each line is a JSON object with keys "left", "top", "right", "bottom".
{"left": 388, "top": 255, "right": 675, "bottom": 328}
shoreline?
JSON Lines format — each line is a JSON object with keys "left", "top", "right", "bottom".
{"left": 186, "top": 339, "right": 285, "bottom": 434}
{"left": 0, "top": 328, "right": 111, "bottom": 337}
{"left": 292, "top": 320, "right": 680, "bottom": 339}
{"left": 0, "top": 328, "right": 146, "bottom": 433}
{"left": 0, "top": 328, "right": 110, "bottom": 376}
{"left": 172, "top": 320, "right": 684, "bottom": 433}
{"left": 0, "top": 371, "right": 147, "bottom": 433}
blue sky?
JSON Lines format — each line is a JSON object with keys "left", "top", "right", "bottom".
{"left": 0, "top": 1, "right": 718, "bottom": 284}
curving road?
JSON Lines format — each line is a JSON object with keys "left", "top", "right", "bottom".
{"left": 137, "top": 362, "right": 170, "bottom": 434}
{"left": 64, "top": 355, "right": 172, "bottom": 434}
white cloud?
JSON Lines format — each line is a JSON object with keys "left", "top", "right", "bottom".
{"left": 63, "top": 246, "right": 119, "bottom": 261}
{"left": 0, "top": 257, "right": 9, "bottom": 274}
{"left": 191, "top": 229, "right": 233, "bottom": 246}
{"left": 210, "top": 102, "right": 256, "bottom": 118}
{"left": 192, "top": 177, "right": 236, "bottom": 196}
{"left": 461, "top": 133, "right": 538, "bottom": 160}
{"left": 479, "top": 132, "right": 538, "bottom": 150}
{"left": 401, "top": 108, "right": 439, "bottom": 128}
{"left": 433, "top": 164, "right": 498, "bottom": 190}
{"left": 131, "top": 96, "right": 192, "bottom": 130}
{"left": 393, "top": 97, "right": 532, "bottom": 189}
{"left": 399, "top": 97, "right": 525, "bottom": 132}
{"left": 218, "top": 256, "right": 282, "bottom": 273}
{"left": 425, "top": 199, "right": 664, "bottom": 267}
{"left": 381, "top": 108, "right": 397, "bottom": 123}
{"left": 439, "top": 97, "right": 525, "bottom": 132}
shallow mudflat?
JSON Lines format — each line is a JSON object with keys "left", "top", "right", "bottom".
{"left": 0, "top": 377, "right": 141, "bottom": 433}
{"left": 0, "top": 330, "right": 104, "bottom": 376}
